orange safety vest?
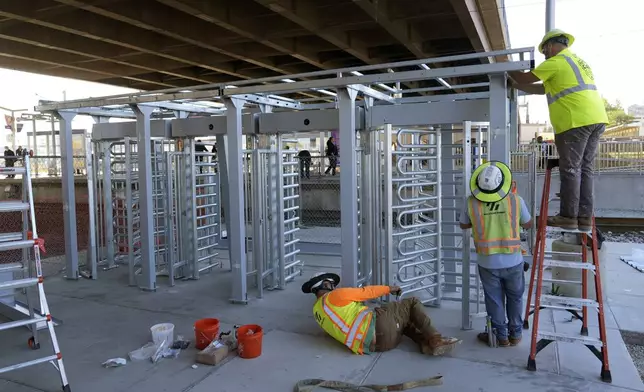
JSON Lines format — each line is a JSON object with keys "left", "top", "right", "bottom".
{"left": 467, "top": 194, "right": 522, "bottom": 255}
{"left": 312, "top": 293, "right": 372, "bottom": 354}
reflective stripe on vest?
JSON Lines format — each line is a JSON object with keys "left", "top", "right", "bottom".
{"left": 546, "top": 55, "right": 597, "bottom": 106}
{"left": 468, "top": 195, "right": 521, "bottom": 254}
{"left": 321, "top": 296, "right": 368, "bottom": 351}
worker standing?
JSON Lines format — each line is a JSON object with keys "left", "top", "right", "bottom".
{"left": 302, "top": 273, "right": 461, "bottom": 356}
{"left": 459, "top": 162, "right": 532, "bottom": 347}
{"left": 509, "top": 29, "right": 608, "bottom": 232}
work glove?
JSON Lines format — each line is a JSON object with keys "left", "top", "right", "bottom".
{"left": 523, "top": 262, "right": 530, "bottom": 272}
{"left": 389, "top": 286, "right": 402, "bottom": 296}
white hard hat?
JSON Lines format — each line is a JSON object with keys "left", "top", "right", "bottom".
{"left": 477, "top": 165, "right": 503, "bottom": 192}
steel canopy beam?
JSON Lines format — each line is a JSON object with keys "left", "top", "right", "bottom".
{"left": 222, "top": 61, "right": 532, "bottom": 96}
{"left": 36, "top": 89, "right": 223, "bottom": 111}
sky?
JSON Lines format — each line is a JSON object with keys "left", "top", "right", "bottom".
{"left": 0, "top": 0, "right": 641, "bottom": 142}
{"left": 505, "top": 0, "right": 644, "bottom": 122}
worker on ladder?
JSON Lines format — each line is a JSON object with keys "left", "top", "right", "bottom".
{"left": 459, "top": 162, "right": 533, "bottom": 347}
{"left": 509, "top": 29, "right": 608, "bottom": 232}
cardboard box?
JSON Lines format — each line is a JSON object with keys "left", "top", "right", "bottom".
{"left": 196, "top": 342, "right": 229, "bottom": 366}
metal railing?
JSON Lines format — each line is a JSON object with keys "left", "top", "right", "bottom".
{"left": 0, "top": 156, "right": 86, "bottom": 178}
{"left": 515, "top": 141, "right": 644, "bottom": 174}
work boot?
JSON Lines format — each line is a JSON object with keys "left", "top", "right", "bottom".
{"left": 477, "top": 332, "right": 510, "bottom": 347}
{"left": 547, "top": 215, "right": 578, "bottom": 230}
{"left": 578, "top": 217, "right": 592, "bottom": 232}
{"left": 421, "top": 335, "right": 462, "bottom": 356}
{"left": 509, "top": 336, "right": 522, "bottom": 346}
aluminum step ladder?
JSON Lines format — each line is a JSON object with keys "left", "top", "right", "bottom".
{"left": 523, "top": 158, "right": 611, "bottom": 383}
{"left": 0, "top": 157, "right": 72, "bottom": 391}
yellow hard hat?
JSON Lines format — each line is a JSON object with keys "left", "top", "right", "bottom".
{"left": 538, "top": 29, "right": 575, "bottom": 53}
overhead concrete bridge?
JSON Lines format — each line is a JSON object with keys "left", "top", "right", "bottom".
{"left": 0, "top": 0, "right": 509, "bottom": 93}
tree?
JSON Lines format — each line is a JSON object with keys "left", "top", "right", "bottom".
{"left": 604, "top": 98, "right": 636, "bottom": 126}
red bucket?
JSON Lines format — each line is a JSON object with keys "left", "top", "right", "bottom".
{"left": 237, "top": 324, "right": 263, "bottom": 359}
{"left": 194, "top": 318, "right": 220, "bottom": 350}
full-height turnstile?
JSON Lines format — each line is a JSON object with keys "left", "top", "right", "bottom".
{"left": 88, "top": 121, "right": 191, "bottom": 288}
{"left": 171, "top": 116, "right": 302, "bottom": 299}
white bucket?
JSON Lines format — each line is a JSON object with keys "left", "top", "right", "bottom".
{"left": 150, "top": 323, "right": 175, "bottom": 347}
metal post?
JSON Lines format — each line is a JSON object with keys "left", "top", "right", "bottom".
{"left": 509, "top": 89, "right": 519, "bottom": 150}
{"left": 53, "top": 111, "right": 79, "bottom": 280}
{"left": 338, "top": 87, "right": 359, "bottom": 287}
{"left": 224, "top": 97, "right": 248, "bottom": 304}
{"left": 51, "top": 116, "right": 57, "bottom": 156}
{"left": 131, "top": 105, "right": 156, "bottom": 291}
{"left": 31, "top": 118, "right": 37, "bottom": 154}
{"left": 215, "top": 134, "right": 230, "bottom": 250}
{"left": 461, "top": 122, "right": 473, "bottom": 330}
{"left": 488, "top": 74, "right": 510, "bottom": 163}
{"left": 545, "top": 0, "right": 555, "bottom": 32}
{"left": 84, "top": 131, "right": 97, "bottom": 279}
{"left": 11, "top": 110, "right": 17, "bottom": 150}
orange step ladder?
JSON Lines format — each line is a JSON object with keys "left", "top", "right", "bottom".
{"left": 523, "top": 158, "right": 611, "bottom": 382}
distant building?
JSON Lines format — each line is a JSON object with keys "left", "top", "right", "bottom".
{"left": 519, "top": 123, "right": 553, "bottom": 144}
{"left": 627, "top": 104, "right": 644, "bottom": 118}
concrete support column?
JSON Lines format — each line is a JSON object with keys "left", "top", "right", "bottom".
{"left": 488, "top": 74, "right": 510, "bottom": 163}
{"left": 131, "top": 105, "right": 156, "bottom": 291}
{"left": 224, "top": 97, "right": 248, "bottom": 304}
{"left": 53, "top": 111, "right": 79, "bottom": 280}
{"left": 338, "top": 87, "right": 359, "bottom": 288}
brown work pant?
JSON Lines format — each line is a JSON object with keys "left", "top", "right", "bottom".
{"left": 374, "top": 297, "right": 438, "bottom": 352}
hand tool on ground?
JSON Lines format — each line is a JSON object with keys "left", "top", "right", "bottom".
{"left": 294, "top": 375, "right": 443, "bottom": 392}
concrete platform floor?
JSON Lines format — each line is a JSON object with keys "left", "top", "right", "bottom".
{"left": 1, "top": 244, "right": 643, "bottom": 392}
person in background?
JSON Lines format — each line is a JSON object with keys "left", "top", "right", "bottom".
{"left": 3, "top": 146, "right": 15, "bottom": 178}
{"left": 509, "top": 29, "right": 607, "bottom": 232}
{"left": 195, "top": 140, "right": 208, "bottom": 173}
{"left": 460, "top": 161, "right": 532, "bottom": 347}
{"left": 536, "top": 136, "right": 547, "bottom": 169}
{"left": 298, "top": 149, "right": 311, "bottom": 179}
{"left": 324, "top": 136, "right": 338, "bottom": 176}
{"left": 15, "top": 146, "right": 23, "bottom": 161}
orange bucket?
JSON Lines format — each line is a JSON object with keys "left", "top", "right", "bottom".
{"left": 194, "top": 318, "right": 220, "bottom": 350}
{"left": 237, "top": 324, "right": 263, "bottom": 359}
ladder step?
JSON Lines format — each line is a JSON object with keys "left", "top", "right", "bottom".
{"left": 0, "top": 232, "right": 23, "bottom": 242}
{"left": 540, "top": 294, "right": 599, "bottom": 309}
{"left": 0, "top": 201, "right": 30, "bottom": 213}
{"left": 547, "top": 226, "right": 592, "bottom": 235}
{"left": 0, "top": 262, "right": 24, "bottom": 274}
{"left": 0, "top": 316, "right": 48, "bottom": 332}
{"left": 0, "top": 277, "right": 39, "bottom": 291}
{"left": 542, "top": 278, "right": 581, "bottom": 285}
{"left": 0, "top": 239, "right": 35, "bottom": 252}
{"left": 537, "top": 331, "right": 603, "bottom": 346}
{"left": 543, "top": 260, "right": 595, "bottom": 270}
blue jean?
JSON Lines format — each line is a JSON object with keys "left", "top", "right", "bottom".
{"left": 478, "top": 263, "right": 525, "bottom": 340}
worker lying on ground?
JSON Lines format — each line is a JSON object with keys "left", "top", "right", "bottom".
{"left": 302, "top": 272, "right": 461, "bottom": 356}
{"left": 459, "top": 161, "right": 532, "bottom": 347}
{"left": 510, "top": 29, "right": 607, "bottom": 232}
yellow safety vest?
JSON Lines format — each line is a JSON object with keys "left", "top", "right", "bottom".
{"left": 538, "top": 49, "right": 608, "bottom": 134}
{"left": 467, "top": 194, "right": 521, "bottom": 255}
{"left": 312, "top": 294, "right": 372, "bottom": 355}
